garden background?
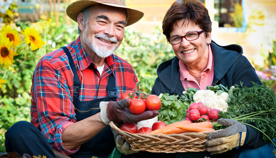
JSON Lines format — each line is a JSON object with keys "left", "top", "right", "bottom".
{"left": 0, "top": 0, "right": 276, "bottom": 152}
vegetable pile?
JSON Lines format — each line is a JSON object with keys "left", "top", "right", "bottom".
{"left": 157, "top": 83, "right": 276, "bottom": 146}
{"left": 185, "top": 102, "right": 220, "bottom": 122}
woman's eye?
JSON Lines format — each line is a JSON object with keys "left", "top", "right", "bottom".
{"left": 172, "top": 36, "right": 180, "bottom": 41}
{"left": 187, "top": 33, "right": 197, "bottom": 37}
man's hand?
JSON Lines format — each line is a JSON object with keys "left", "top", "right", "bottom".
{"left": 111, "top": 127, "right": 138, "bottom": 155}
{"left": 115, "top": 134, "right": 138, "bottom": 155}
{"left": 206, "top": 118, "right": 247, "bottom": 155}
{"left": 100, "top": 100, "right": 159, "bottom": 125}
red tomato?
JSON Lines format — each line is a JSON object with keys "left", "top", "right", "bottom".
{"left": 137, "top": 127, "right": 152, "bottom": 134}
{"left": 145, "top": 95, "right": 161, "bottom": 110}
{"left": 120, "top": 123, "right": 138, "bottom": 134}
{"left": 189, "top": 109, "right": 200, "bottom": 121}
{"left": 199, "top": 106, "right": 208, "bottom": 115}
{"left": 129, "top": 98, "right": 146, "bottom": 114}
{"left": 121, "top": 91, "right": 136, "bottom": 100}
{"left": 140, "top": 93, "right": 149, "bottom": 101}
{"left": 152, "top": 121, "right": 167, "bottom": 131}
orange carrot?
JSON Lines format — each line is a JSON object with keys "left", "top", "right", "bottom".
{"left": 149, "top": 120, "right": 191, "bottom": 134}
{"left": 149, "top": 121, "right": 214, "bottom": 135}
{"left": 188, "top": 121, "right": 213, "bottom": 128}
{"left": 177, "top": 126, "right": 215, "bottom": 132}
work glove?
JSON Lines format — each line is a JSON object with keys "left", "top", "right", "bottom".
{"left": 206, "top": 118, "right": 247, "bottom": 155}
{"left": 100, "top": 100, "right": 159, "bottom": 125}
{"left": 111, "top": 127, "right": 138, "bottom": 155}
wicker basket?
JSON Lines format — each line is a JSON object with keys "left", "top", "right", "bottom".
{"left": 109, "top": 121, "right": 213, "bottom": 153}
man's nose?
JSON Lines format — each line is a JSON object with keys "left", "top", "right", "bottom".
{"left": 104, "top": 24, "right": 115, "bottom": 37}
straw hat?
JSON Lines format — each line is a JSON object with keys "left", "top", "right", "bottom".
{"left": 66, "top": 0, "right": 144, "bottom": 26}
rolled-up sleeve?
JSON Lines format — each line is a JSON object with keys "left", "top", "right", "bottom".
{"left": 31, "top": 56, "right": 80, "bottom": 155}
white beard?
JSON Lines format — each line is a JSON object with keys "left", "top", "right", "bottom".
{"left": 82, "top": 26, "right": 119, "bottom": 59}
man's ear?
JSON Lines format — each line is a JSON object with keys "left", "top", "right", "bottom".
{"left": 77, "top": 12, "right": 85, "bottom": 32}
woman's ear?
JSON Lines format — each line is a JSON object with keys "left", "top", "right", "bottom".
{"left": 77, "top": 12, "right": 85, "bottom": 32}
{"left": 206, "top": 32, "right": 212, "bottom": 45}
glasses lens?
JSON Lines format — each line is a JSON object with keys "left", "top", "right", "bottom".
{"left": 186, "top": 32, "right": 199, "bottom": 41}
{"left": 169, "top": 36, "right": 181, "bottom": 44}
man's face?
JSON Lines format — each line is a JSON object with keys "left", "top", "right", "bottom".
{"left": 81, "top": 4, "right": 127, "bottom": 58}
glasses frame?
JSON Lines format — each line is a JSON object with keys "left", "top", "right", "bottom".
{"left": 169, "top": 30, "right": 205, "bottom": 45}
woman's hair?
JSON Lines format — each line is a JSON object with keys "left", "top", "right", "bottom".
{"left": 162, "top": 0, "right": 212, "bottom": 41}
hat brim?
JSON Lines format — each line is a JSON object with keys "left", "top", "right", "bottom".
{"left": 66, "top": 0, "right": 144, "bottom": 26}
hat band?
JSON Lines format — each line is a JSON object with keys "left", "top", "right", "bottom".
{"left": 98, "top": 0, "right": 126, "bottom": 6}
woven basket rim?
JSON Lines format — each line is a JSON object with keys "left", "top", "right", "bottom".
{"left": 109, "top": 121, "right": 214, "bottom": 153}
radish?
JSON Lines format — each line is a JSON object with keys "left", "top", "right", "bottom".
{"left": 184, "top": 117, "right": 193, "bottom": 123}
{"left": 208, "top": 109, "right": 219, "bottom": 120}
{"left": 189, "top": 102, "right": 199, "bottom": 110}
{"left": 199, "top": 115, "right": 210, "bottom": 122}
{"left": 185, "top": 111, "right": 190, "bottom": 119}
{"left": 189, "top": 109, "right": 200, "bottom": 121}
{"left": 186, "top": 108, "right": 190, "bottom": 113}
{"left": 199, "top": 106, "right": 208, "bottom": 115}
{"left": 197, "top": 102, "right": 204, "bottom": 108}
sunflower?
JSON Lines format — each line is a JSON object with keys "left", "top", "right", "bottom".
{"left": 0, "top": 38, "right": 17, "bottom": 67}
{"left": 22, "top": 27, "right": 45, "bottom": 50}
{"left": 0, "top": 79, "right": 7, "bottom": 89}
{"left": 0, "top": 25, "right": 21, "bottom": 47}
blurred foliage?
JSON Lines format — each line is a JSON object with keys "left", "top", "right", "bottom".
{"left": 269, "top": 40, "right": 276, "bottom": 66}
{"left": 116, "top": 27, "right": 174, "bottom": 92}
{"left": 0, "top": 2, "right": 19, "bottom": 24}
{"left": 0, "top": 1, "right": 78, "bottom": 151}
{"left": 230, "top": 3, "right": 243, "bottom": 28}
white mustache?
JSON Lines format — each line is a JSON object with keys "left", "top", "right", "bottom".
{"left": 95, "top": 34, "right": 118, "bottom": 43}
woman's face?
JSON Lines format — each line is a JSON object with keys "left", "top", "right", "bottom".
{"left": 170, "top": 20, "right": 211, "bottom": 66}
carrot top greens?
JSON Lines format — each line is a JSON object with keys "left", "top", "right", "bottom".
{"left": 218, "top": 83, "right": 276, "bottom": 144}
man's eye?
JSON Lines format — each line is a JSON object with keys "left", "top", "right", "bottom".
{"left": 117, "top": 25, "right": 125, "bottom": 29}
{"left": 98, "top": 21, "right": 107, "bottom": 24}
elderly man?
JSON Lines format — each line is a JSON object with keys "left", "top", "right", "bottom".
{"left": 5, "top": 0, "right": 158, "bottom": 157}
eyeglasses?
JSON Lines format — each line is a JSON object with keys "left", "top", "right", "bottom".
{"left": 169, "top": 30, "right": 204, "bottom": 45}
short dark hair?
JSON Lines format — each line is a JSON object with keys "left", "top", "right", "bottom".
{"left": 162, "top": 0, "right": 212, "bottom": 41}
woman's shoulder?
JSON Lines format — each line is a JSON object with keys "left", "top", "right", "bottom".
{"left": 157, "top": 57, "right": 179, "bottom": 75}
{"left": 211, "top": 41, "right": 243, "bottom": 56}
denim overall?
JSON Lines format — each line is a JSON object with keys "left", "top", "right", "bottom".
{"left": 62, "top": 47, "right": 117, "bottom": 158}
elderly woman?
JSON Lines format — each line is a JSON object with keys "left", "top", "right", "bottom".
{"left": 150, "top": 0, "right": 275, "bottom": 158}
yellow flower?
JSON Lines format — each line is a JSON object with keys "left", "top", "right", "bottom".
{"left": 40, "top": 14, "right": 49, "bottom": 21}
{"left": 0, "top": 25, "right": 21, "bottom": 47}
{"left": 0, "top": 79, "right": 7, "bottom": 89}
{"left": 6, "top": 10, "right": 13, "bottom": 17}
{"left": 22, "top": 27, "right": 45, "bottom": 50}
{"left": 0, "top": 38, "right": 17, "bottom": 67}
{"left": 30, "top": 23, "right": 43, "bottom": 34}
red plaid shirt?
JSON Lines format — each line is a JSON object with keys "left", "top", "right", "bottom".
{"left": 30, "top": 37, "right": 138, "bottom": 155}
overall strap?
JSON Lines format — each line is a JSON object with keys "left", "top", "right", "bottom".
{"left": 61, "top": 46, "right": 81, "bottom": 105}
{"left": 106, "top": 73, "right": 117, "bottom": 98}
